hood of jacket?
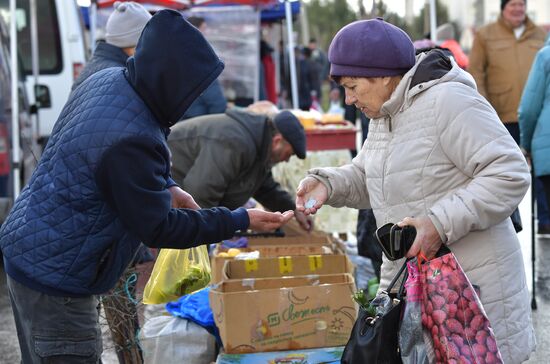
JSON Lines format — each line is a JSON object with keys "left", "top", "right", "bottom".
{"left": 125, "top": 9, "right": 224, "bottom": 127}
{"left": 381, "top": 49, "right": 477, "bottom": 118}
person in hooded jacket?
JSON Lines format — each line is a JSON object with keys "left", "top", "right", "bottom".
{"left": 73, "top": 1, "right": 157, "bottom": 268}
{"left": 295, "top": 19, "right": 534, "bottom": 363}
{"left": 0, "top": 10, "right": 292, "bottom": 363}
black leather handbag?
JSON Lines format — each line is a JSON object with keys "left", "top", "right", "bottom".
{"left": 341, "top": 260, "right": 408, "bottom": 364}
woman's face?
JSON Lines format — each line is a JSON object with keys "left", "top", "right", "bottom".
{"left": 340, "top": 77, "right": 395, "bottom": 119}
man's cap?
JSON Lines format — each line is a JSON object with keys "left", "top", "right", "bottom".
{"left": 106, "top": 1, "right": 152, "bottom": 48}
{"left": 501, "top": 0, "right": 525, "bottom": 10}
{"left": 328, "top": 18, "right": 415, "bottom": 78}
{"left": 273, "top": 110, "right": 306, "bottom": 159}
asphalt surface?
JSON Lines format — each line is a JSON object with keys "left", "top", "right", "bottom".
{"left": 0, "top": 190, "right": 549, "bottom": 363}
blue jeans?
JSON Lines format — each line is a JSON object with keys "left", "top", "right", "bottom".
{"left": 6, "top": 275, "right": 102, "bottom": 363}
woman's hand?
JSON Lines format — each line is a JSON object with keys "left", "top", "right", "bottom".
{"left": 247, "top": 209, "right": 294, "bottom": 232}
{"left": 295, "top": 177, "right": 328, "bottom": 215}
{"left": 398, "top": 216, "right": 443, "bottom": 260}
{"left": 168, "top": 186, "right": 200, "bottom": 209}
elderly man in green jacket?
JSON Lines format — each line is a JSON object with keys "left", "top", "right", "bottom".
{"left": 168, "top": 104, "right": 313, "bottom": 231}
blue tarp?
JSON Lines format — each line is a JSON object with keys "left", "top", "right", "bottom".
{"left": 164, "top": 287, "right": 222, "bottom": 344}
{"left": 260, "top": 0, "right": 300, "bottom": 22}
{"left": 81, "top": 6, "right": 90, "bottom": 28}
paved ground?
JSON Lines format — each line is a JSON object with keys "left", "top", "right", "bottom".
{"left": 0, "top": 190, "right": 549, "bottom": 363}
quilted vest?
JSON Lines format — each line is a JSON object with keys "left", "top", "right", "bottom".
{"left": 0, "top": 68, "right": 169, "bottom": 296}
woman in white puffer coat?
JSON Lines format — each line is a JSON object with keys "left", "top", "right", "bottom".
{"left": 296, "top": 19, "right": 534, "bottom": 363}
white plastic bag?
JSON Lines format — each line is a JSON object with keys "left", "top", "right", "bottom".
{"left": 140, "top": 316, "right": 216, "bottom": 364}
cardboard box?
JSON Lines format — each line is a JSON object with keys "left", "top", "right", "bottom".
{"left": 248, "top": 243, "right": 332, "bottom": 256}
{"left": 222, "top": 254, "right": 354, "bottom": 281}
{"left": 210, "top": 274, "right": 357, "bottom": 354}
{"left": 246, "top": 234, "right": 332, "bottom": 247}
{"left": 216, "top": 346, "right": 345, "bottom": 363}
{"left": 210, "top": 243, "right": 335, "bottom": 283}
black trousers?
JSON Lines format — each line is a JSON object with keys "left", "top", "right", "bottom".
{"left": 540, "top": 175, "right": 550, "bottom": 209}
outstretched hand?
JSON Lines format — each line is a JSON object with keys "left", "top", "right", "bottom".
{"left": 295, "top": 177, "right": 328, "bottom": 215}
{"left": 248, "top": 209, "right": 294, "bottom": 232}
{"left": 398, "top": 216, "right": 443, "bottom": 260}
{"left": 169, "top": 186, "right": 200, "bottom": 210}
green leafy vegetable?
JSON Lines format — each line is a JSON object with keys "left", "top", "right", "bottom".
{"left": 170, "top": 265, "right": 211, "bottom": 297}
{"left": 352, "top": 289, "right": 377, "bottom": 317}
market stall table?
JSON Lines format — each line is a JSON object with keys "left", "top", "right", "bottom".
{"left": 305, "top": 121, "right": 357, "bottom": 151}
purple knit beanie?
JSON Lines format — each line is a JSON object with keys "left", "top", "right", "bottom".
{"left": 328, "top": 18, "right": 415, "bottom": 78}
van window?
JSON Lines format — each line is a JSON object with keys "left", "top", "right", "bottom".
{"left": 0, "top": 0, "right": 62, "bottom": 75}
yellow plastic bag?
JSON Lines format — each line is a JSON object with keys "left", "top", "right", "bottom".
{"left": 142, "top": 246, "right": 211, "bottom": 304}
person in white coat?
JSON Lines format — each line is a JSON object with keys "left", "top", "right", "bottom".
{"left": 296, "top": 18, "right": 534, "bottom": 363}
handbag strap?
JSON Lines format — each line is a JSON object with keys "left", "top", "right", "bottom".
{"left": 397, "top": 268, "right": 408, "bottom": 300}
{"left": 385, "top": 258, "right": 410, "bottom": 300}
{"left": 435, "top": 244, "right": 451, "bottom": 257}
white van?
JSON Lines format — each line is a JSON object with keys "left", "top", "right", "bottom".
{"left": 0, "top": 0, "right": 88, "bottom": 146}
{"left": 0, "top": 15, "right": 34, "bottom": 223}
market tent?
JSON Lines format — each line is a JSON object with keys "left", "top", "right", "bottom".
{"left": 93, "top": 0, "right": 276, "bottom": 12}
{"left": 90, "top": 0, "right": 191, "bottom": 51}
{"left": 96, "top": 0, "right": 189, "bottom": 9}
{"left": 259, "top": 0, "right": 299, "bottom": 22}
{"left": 84, "top": 0, "right": 299, "bottom": 24}
{"left": 88, "top": 0, "right": 300, "bottom": 108}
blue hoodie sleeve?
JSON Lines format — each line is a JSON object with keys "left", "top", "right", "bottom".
{"left": 166, "top": 176, "right": 178, "bottom": 188}
{"left": 95, "top": 137, "right": 249, "bottom": 249}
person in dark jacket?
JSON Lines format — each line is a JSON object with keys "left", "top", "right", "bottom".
{"left": 71, "top": 5, "right": 156, "bottom": 360}
{"left": 180, "top": 15, "right": 227, "bottom": 120}
{"left": 0, "top": 10, "right": 292, "bottom": 363}
{"left": 72, "top": 1, "right": 151, "bottom": 91}
{"left": 73, "top": 3, "right": 155, "bottom": 265}
{"left": 168, "top": 102, "right": 313, "bottom": 231}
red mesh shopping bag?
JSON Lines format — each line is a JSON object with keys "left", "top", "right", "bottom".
{"left": 420, "top": 251, "right": 503, "bottom": 364}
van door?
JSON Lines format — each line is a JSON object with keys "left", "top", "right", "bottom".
{"left": 0, "top": 0, "right": 88, "bottom": 145}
